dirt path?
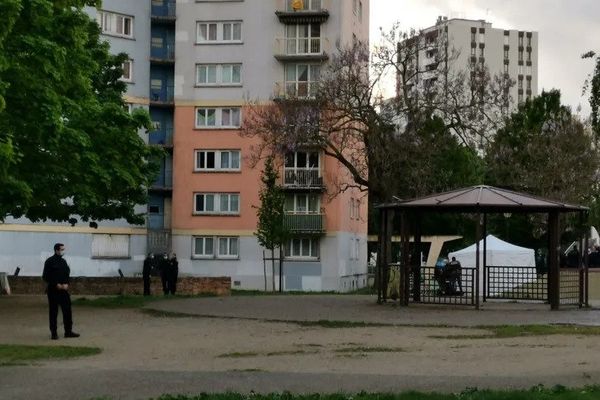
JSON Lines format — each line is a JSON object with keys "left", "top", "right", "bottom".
{"left": 1, "top": 295, "right": 600, "bottom": 399}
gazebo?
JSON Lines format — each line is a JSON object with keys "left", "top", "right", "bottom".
{"left": 376, "top": 185, "right": 589, "bottom": 310}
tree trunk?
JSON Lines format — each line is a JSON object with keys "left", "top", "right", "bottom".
{"left": 263, "top": 250, "right": 267, "bottom": 291}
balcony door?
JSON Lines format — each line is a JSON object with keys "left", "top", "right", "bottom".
{"left": 285, "top": 194, "right": 320, "bottom": 214}
{"left": 286, "top": 23, "right": 321, "bottom": 55}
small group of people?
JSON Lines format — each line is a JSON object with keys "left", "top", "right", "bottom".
{"left": 142, "top": 252, "right": 179, "bottom": 296}
{"left": 434, "top": 256, "right": 463, "bottom": 296}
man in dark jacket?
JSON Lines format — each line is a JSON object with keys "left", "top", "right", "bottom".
{"left": 42, "top": 243, "right": 79, "bottom": 340}
{"left": 168, "top": 253, "right": 179, "bottom": 295}
{"left": 159, "top": 253, "right": 170, "bottom": 295}
{"left": 142, "top": 253, "right": 154, "bottom": 296}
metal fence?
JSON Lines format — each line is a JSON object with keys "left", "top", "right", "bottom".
{"left": 485, "top": 266, "right": 547, "bottom": 301}
{"left": 383, "top": 265, "right": 478, "bottom": 307}
{"left": 560, "top": 268, "right": 583, "bottom": 306}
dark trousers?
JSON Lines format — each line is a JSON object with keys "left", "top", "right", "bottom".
{"left": 167, "top": 272, "right": 178, "bottom": 295}
{"left": 143, "top": 274, "right": 151, "bottom": 296}
{"left": 160, "top": 272, "right": 168, "bottom": 295}
{"left": 47, "top": 288, "right": 72, "bottom": 334}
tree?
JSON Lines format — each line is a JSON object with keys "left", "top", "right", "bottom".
{"left": 242, "top": 24, "right": 507, "bottom": 205}
{"left": 486, "top": 90, "right": 598, "bottom": 203}
{"left": 255, "top": 156, "right": 289, "bottom": 291}
{"left": 582, "top": 51, "right": 600, "bottom": 142}
{"left": 0, "top": 0, "right": 160, "bottom": 224}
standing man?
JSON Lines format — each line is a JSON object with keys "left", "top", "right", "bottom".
{"left": 447, "top": 256, "right": 463, "bottom": 295}
{"left": 142, "top": 253, "right": 154, "bottom": 296}
{"left": 42, "top": 243, "right": 80, "bottom": 340}
{"left": 168, "top": 253, "right": 179, "bottom": 295}
{"left": 159, "top": 253, "right": 170, "bottom": 295}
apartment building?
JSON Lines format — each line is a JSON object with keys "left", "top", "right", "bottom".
{"left": 399, "top": 17, "right": 538, "bottom": 110}
{"left": 0, "top": 0, "right": 369, "bottom": 292}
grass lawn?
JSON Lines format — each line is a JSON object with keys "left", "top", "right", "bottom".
{"left": 0, "top": 344, "right": 101, "bottom": 366}
{"left": 431, "top": 324, "right": 600, "bottom": 339}
{"left": 145, "top": 386, "right": 600, "bottom": 400}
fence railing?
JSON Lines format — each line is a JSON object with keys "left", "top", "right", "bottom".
{"left": 485, "top": 266, "right": 547, "bottom": 301}
{"left": 149, "top": 127, "right": 173, "bottom": 146}
{"left": 152, "top": 170, "right": 173, "bottom": 189}
{"left": 274, "top": 81, "right": 319, "bottom": 99}
{"left": 277, "top": 0, "right": 329, "bottom": 12}
{"left": 560, "top": 268, "right": 583, "bottom": 306}
{"left": 274, "top": 37, "right": 330, "bottom": 57}
{"left": 284, "top": 213, "right": 324, "bottom": 233}
{"left": 283, "top": 168, "right": 323, "bottom": 188}
{"left": 150, "top": 85, "right": 175, "bottom": 104}
{"left": 151, "top": 1, "right": 176, "bottom": 18}
{"left": 151, "top": 43, "right": 175, "bottom": 61}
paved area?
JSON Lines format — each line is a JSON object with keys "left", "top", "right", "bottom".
{"left": 150, "top": 294, "right": 600, "bottom": 326}
{"left": 0, "top": 295, "right": 599, "bottom": 400}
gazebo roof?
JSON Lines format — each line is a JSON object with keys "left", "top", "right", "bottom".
{"left": 377, "top": 185, "right": 588, "bottom": 213}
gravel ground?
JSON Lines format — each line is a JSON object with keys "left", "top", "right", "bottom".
{"left": 0, "top": 295, "right": 599, "bottom": 400}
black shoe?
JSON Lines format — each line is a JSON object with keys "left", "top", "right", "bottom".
{"left": 51, "top": 333, "right": 59, "bottom": 340}
{"left": 64, "top": 331, "right": 80, "bottom": 338}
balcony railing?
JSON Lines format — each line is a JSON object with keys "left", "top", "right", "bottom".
{"left": 274, "top": 81, "right": 319, "bottom": 99}
{"left": 150, "top": 85, "right": 175, "bottom": 105}
{"left": 275, "top": 0, "right": 330, "bottom": 23}
{"left": 149, "top": 127, "right": 173, "bottom": 146}
{"left": 147, "top": 214, "right": 165, "bottom": 230}
{"left": 152, "top": 170, "right": 173, "bottom": 190}
{"left": 283, "top": 168, "right": 324, "bottom": 189}
{"left": 274, "top": 37, "right": 329, "bottom": 61}
{"left": 151, "top": 1, "right": 176, "bottom": 21}
{"left": 284, "top": 213, "right": 324, "bottom": 233}
{"left": 150, "top": 43, "right": 175, "bottom": 63}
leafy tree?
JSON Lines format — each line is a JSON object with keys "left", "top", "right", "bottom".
{"left": 255, "top": 156, "right": 289, "bottom": 291}
{"left": 0, "top": 0, "right": 160, "bottom": 224}
{"left": 582, "top": 51, "right": 600, "bottom": 142}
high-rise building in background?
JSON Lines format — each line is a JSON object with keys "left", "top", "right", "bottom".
{"left": 398, "top": 17, "right": 538, "bottom": 110}
{"left": 0, "top": 0, "right": 370, "bottom": 292}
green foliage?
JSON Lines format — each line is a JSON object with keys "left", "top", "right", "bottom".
{"left": 0, "top": 0, "right": 160, "bottom": 223}
{"left": 582, "top": 51, "right": 600, "bottom": 141}
{"left": 255, "top": 156, "right": 289, "bottom": 251}
{"left": 0, "top": 343, "right": 101, "bottom": 365}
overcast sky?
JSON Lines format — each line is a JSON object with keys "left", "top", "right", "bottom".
{"left": 369, "top": 0, "right": 599, "bottom": 116}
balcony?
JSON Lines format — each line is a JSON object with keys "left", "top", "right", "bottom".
{"left": 150, "top": 43, "right": 175, "bottom": 64}
{"left": 283, "top": 168, "right": 324, "bottom": 190}
{"left": 284, "top": 213, "right": 324, "bottom": 233}
{"left": 150, "top": 85, "right": 175, "bottom": 107}
{"left": 274, "top": 81, "right": 319, "bottom": 100}
{"left": 151, "top": 1, "right": 176, "bottom": 24}
{"left": 151, "top": 170, "right": 173, "bottom": 192}
{"left": 149, "top": 127, "right": 173, "bottom": 147}
{"left": 274, "top": 37, "right": 329, "bottom": 61}
{"left": 147, "top": 214, "right": 165, "bottom": 230}
{"left": 275, "top": 0, "right": 330, "bottom": 23}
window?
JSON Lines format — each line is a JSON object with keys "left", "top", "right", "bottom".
{"left": 518, "top": 50, "right": 523, "bottom": 62}
{"left": 285, "top": 151, "right": 319, "bottom": 169}
{"left": 526, "top": 78, "right": 531, "bottom": 91}
{"left": 518, "top": 77, "right": 523, "bottom": 90}
{"left": 91, "top": 234, "right": 130, "bottom": 259}
{"left": 527, "top": 35, "right": 532, "bottom": 47}
{"left": 285, "top": 237, "right": 319, "bottom": 259}
{"left": 518, "top": 65, "right": 523, "bottom": 75}
{"left": 193, "top": 237, "right": 214, "bottom": 257}
{"left": 196, "top": 64, "right": 241, "bottom": 85}
{"left": 479, "top": 47, "right": 484, "bottom": 58}
{"left": 193, "top": 236, "right": 239, "bottom": 259}
{"left": 218, "top": 237, "right": 239, "bottom": 258}
{"left": 97, "top": 11, "right": 133, "bottom": 38}
{"left": 503, "top": 64, "right": 509, "bottom": 74}
{"left": 519, "top": 33, "right": 524, "bottom": 47}
{"left": 471, "top": 46, "right": 476, "bottom": 57}
{"left": 471, "top": 29, "right": 476, "bottom": 42}
{"left": 194, "top": 193, "right": 240, "bottom": 214}
{"left": 195, "top": 107, "right": 241, "bottom": 128}
{"left": 285, "top": 24, "right": 321, "bottom": 54}
{"left": 287, "top": 0, "right": 321, "bottom": 11}
{"left": 503, "top": 31, "right": 509, "bottom": 45}
{"left": 284, "top": 64, "right": 320, "bottom": 97}
{"left": 195, "top": 150, "right": 241, "bottom": 171}
{"left": 504, "top": 48, "right": 509, "bottom": 59}
{"left": 527, "top": 50, "right": 532, "bottom": 62}
{"left": 121, "top": 59, "right": 133, "bottom": 82}
{"left": 197, "top": 21, "right": 242, "bottom": 43}
{"left": 479, "top": 32, "right": 484, "bottom": 43}
{"left": 350, "top": 237, "right": 360, "bottom": 260}
{"left": 518, "top": 93, "right": 523, "bottom": 104}
{"left": 285, "top": 194, "right": 320, "bottom": 213}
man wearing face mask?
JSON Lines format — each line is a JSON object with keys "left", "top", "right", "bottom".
{"left": 42, "top": 243, "right": 80, "bottom": 340}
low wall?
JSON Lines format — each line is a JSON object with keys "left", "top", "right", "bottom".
{"left": 5, "top": 276, "right": 230, "bottom": 296}
{"left": 589, "top": 270, "right": 600, "bottom": 301}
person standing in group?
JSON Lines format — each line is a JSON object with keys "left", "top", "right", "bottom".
{"left": 42, "top": 243, "right": 80, "bottom": 340}
{"left": 168, "top": 253, "right": 179, "bottom": 295}
{"left": 142, "top": 253, "right": 154, "bottom": 296}
{"left": 159, "top": 253, "right": 170, "bottom": 295}
{"left": 447, "top": 256, "right": 463, "bottom": 295}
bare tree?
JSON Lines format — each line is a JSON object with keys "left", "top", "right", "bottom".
{"left": 241, "top": 23, "right": 511, "bottom": 202}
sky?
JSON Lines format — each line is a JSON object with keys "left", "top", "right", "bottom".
{"left": 369, "top": 0, "right": 600, "bottom": 116}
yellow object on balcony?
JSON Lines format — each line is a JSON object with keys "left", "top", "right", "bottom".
{"left": 292, "top": 0, "right": 304, "bottom": 11}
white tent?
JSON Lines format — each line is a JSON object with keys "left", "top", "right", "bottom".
{"left": 448, "top": 235, "right": 536, "bottom": 296}
{"left": 448, "top": 234, "right": 535, "bottom": 268}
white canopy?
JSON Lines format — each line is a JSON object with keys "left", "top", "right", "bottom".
{"left": 448, "top": 234, "right": 535, "bottom": 268}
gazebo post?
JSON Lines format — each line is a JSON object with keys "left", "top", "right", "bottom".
{"left": 386, "top": 209, "right": 394, "bottom": 302}
{"left": 547, "top": 211, "right": 560, "bottom": 310}
{"left": 400, "top": 211, "right": 410, "bottom": 306}
{"left": 580, "top": 211, "right": 587, "bottom": 308}
{"left": 475, "top": 212, "right": 481, "bottom": 310}
{"left": 483, "top": 213, "right": 488, "bottom": 303}
{"left": 376, "top": 208, "right": 386, "bottom": 304}
{"left": 413, "top": 213, "right": 422, "bottom": 302}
